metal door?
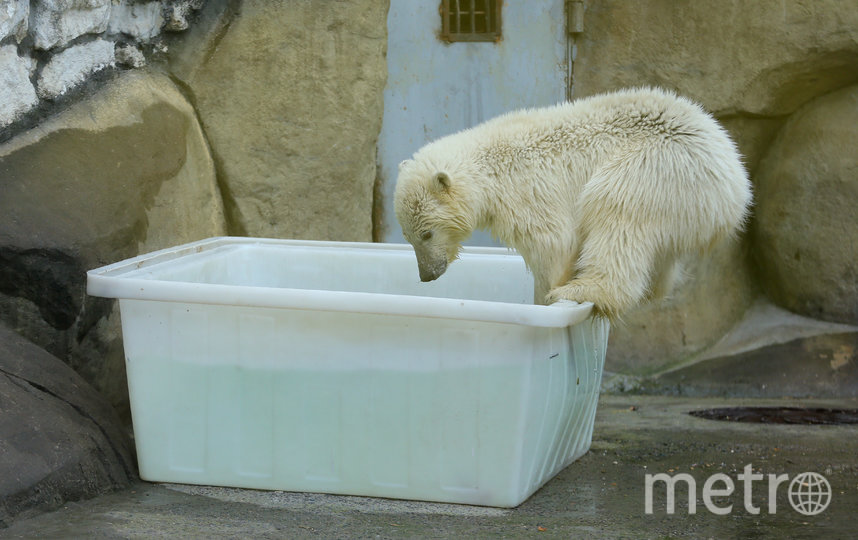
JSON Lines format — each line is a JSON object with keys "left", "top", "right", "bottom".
{"left": 377, "top": 0, "right": 568, "bottom": 245}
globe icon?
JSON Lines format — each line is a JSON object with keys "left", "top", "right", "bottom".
{"left": 788, "top": 472, "right": 832, "bottom": 516}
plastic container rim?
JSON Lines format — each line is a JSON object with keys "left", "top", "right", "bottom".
{"left": 86, "top": 237, "right": 593, "bottom": 328}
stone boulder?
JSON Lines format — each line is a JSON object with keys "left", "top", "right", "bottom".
{"left": 0, "top": 323, "right": 136, "bottom": 526}
{"left": 30, "top": 0, "right": 111, "bottom": 51}
{"left": 0, "top": 0, "right": 28, "bottom": 43}
{"left": 0, "top": 68, "right": 227, "bottom": 417}
{"left": 172, "top": 0, "right": 388, "bottom": 240}
{"left": 0, "top": 45, "right": 38, "bottom": 128}
{"left": 107, "top": 1, "right": 165, "bottom": 41}
{"left": 37, "top": 38, "right": 116, "bottom": 99}
{"left": 753, "top": 85, "right": 858, "bottom": 325}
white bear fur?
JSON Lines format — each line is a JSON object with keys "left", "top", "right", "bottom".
{"left": 394, "top": 88, "right": 752, "bottom": 319}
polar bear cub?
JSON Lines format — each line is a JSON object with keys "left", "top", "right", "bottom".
{"left": 394, "top": 88, "right": 752, "bottom": 319}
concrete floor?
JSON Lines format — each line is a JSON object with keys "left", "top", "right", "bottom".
{"left": 3, "top": 394, "right": 856, "bottom": 539}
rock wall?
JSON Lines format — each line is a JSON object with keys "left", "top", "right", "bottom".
{"left": 171, "top": 0, "right": 389, "bottom": 240}
{"left": 753, "top": 85, "right": 858, "bottom": 325}
{"left": 0, "top": 0, "right": 204, "bottom": 131}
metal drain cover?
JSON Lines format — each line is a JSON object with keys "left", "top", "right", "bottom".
{"left": 689, "top": 407, "right": 858, "bottom": 425}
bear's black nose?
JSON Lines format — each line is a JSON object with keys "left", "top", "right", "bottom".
{"left": 418, "top": 261, "right": 447, "bottom": 282}
{"left": 419, "top": 268, "right": 440, "bottom": 282}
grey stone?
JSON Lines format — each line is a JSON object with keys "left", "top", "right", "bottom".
{"left": 0, "top": 0, "right": 28, "bottom": 42}
{"left": 30, "top": 0, "right": 111, "bottom": 50}
{"left": 0, "top": 323, "right": 136, "bottom": 525}
{"left": 0, "top": 45, "right": 37, "bottom": 127}
{"left": 108, "top": 1, "right": 164, "bottom": 41}
{"left": 753, "top": 85, "right": 858, "bottom": 324}
{"left": 114, "top": 42, "right": 146, "bottom": 67}
{"left": 163, "top": 3, "right": 189, "bottom": 31}
{"left": 37, "top": 38, "right": 115, "bottom": 99}
{"left": 604, "top": 299, "right": 858, "bottom": 396}
{"left": 163, "top": 0, "right": 204, "bottom": 32}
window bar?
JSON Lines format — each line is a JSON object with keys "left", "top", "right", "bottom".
{"left": 453, "top": 0, "right": 460, "bottom": 34}
{"left": 488, "top": 0, "right": 494, "bottom": 33}
{"left": 470, "top": 0, "right": 476, "bottom": 35}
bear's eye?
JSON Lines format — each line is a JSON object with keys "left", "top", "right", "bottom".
{"left": 420, "top": 230, "right": 433, "bottom": 241}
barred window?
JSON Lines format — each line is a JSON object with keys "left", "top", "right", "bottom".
{"left": 440, "top": 0, "right": 502, "bottom": 43}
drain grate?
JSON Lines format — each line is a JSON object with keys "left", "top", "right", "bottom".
{"left": 689, "top": 407, "right": 858, "bottom": 425}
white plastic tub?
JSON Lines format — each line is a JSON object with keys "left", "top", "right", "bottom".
{"left": 87, "top": 237, "right": 609, "bottom": 507}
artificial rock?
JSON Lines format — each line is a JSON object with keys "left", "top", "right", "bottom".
{"left": 0, "top": 323, "right": 136, "bottom": 525}
{"left": 0, "top": 69, "right": 226, "bottom": 415}
{"left": 178, "top": 0, "right": 388, "bottom": 240}
{"left": 573, "top": 0, "right": 858, "bottom": 117}
{"left": 753, "top": 85, "right": 858, "bottom": 325}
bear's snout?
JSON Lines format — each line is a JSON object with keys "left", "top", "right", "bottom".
{"left": 416, "top": 253, "right": 448, "bottom": 282}
{"left": 418, "top": 261, "right": 447, "bottom": 282}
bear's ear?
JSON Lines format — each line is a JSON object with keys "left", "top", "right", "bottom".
{"left": 398, "top": 159, "right": 414, "bottom": 171}
{"left": 434, "top": 172, "right": 451, "bottom": 191}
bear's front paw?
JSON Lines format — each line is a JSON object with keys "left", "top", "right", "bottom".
{"left": 545, "top": 285, "right": 591, "bottom": 305}
{"left": 545, "top": 286, "right": 579, "bottom": 306}
{"left": 546, "top": 282, "right": 621, "bottom": 320}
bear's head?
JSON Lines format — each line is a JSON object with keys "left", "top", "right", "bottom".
{"left": 394, "top": 158, "right": 477, "bottom": 282}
